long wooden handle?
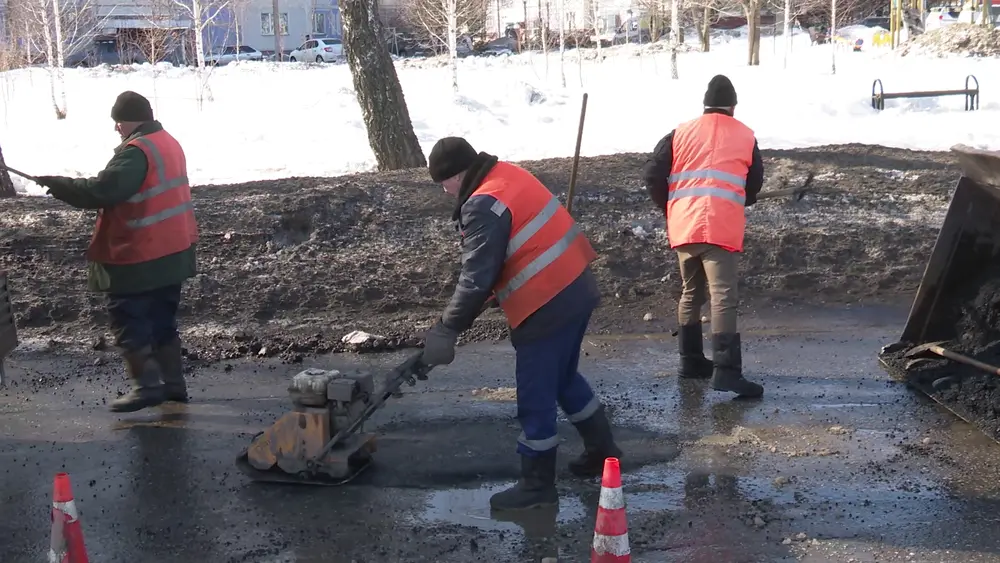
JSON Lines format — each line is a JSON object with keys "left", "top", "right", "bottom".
{"left": 933, "top": 345, "right": 1000, "bottom": 376}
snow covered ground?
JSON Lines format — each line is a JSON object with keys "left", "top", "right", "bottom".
{"left": 1, "top": 29, "right": 998, "bottom": 195}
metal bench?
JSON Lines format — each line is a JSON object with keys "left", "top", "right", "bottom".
{"left": 0, "top": 271, "right": 18, "bottom": 386}
{"left": 871, "top": 75, "right": 979, "bottom": 111}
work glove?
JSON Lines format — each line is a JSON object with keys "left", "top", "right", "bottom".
{"left": 421, "top": 321, "right": 459, "bottom": 366}
{"left": 33, "top": 176, "right": 65, "bottom": 199}
{"left": 33, "top": 176, "right": 59, "bottom": 189}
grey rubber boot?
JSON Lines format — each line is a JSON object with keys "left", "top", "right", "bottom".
{"left": 678, "top": 322, "right": 713, "bottom": 379}
{"left": 156, "top": 336, "right": 188, "bottom": 403}
{"left": 110, "top": 346, "right": 166, "bottom": 413}
{"left": 710, "top": 333, "right": 764, "bottom": 398}
{"left": 489, "top": 451, "right": 559, "bottom": 511}
{"left": 567, "top": 404, "right": 623, "bottom": 478}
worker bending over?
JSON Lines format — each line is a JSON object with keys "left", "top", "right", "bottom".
{"left": 421, "top": 136, "right": 623, "bottom": 511}
{"left": 642, "top": 75, "right": 765, "bottom": 398}
{"left": 33, "top": 91, "right": 198, "bottom": 413}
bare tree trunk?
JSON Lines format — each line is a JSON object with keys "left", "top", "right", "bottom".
{"left": 830, "top": 0, "right": 836, "bottom": 74}
{"left": 0, "top": 142, "right": 16, "bottom": 197}
{"left": 782, "top": 0, "right": 790, "bottom": 68}
{"left": 539, "top": 0, "right": 548, "bottom": 78}
{"left": 272, "top": 0, "right": 282, "bottom": 59}
{"left": 447, "top": 0, "right": 458, "bottom": 92}
{"left": 341, "top": 0, "right": 427, "bottom": 170}
{"left": 701, "top": 5, "right": 710, "bottom": 52}
{"left": 39, "top": 2, "right": 67, "bottom": 119}
{"left": 558, "top": 0, "right": 565, "bottom": 87}
{"left": 593, "top": 1, "right": 602, "bottom": 59}
{"left": 670, "top": 0, "right": 679, "bottom": 79}
{"left": 746, "top": 0, "right": 760, "bottom": 65}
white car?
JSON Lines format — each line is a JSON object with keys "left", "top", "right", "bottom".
{"left": 289, "top": 38, "right": 344, "bottom": 63}
{"left": 205, "top": 45, "right": 263, "bottom": 65}
{"left": 923, "top": 6, "right": 978, "bottom": 31}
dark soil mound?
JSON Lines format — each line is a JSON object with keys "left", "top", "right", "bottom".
{"left": 1, "top": 144, "right": 958, "bottom": 363}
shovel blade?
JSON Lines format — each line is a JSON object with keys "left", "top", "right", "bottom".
{"left": 903, "top": 340, "right": 949, "bottom": 359}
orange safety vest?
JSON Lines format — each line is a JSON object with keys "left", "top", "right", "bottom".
{"left": 470, "top": 162, "right": 597, "bottom": 329}
{"left": 87, "top": 130, "right": 199, "bottom": 265}
{"left": 666, "top": 113, "right": 756, "bottom": 252}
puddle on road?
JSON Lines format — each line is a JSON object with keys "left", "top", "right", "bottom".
{"left": 417, "top": 483, "right": 588, "bottom": 533}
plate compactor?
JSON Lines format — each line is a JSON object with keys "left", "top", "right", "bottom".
{"left": 236, "top": 351, "right": 433, "bottom": 485}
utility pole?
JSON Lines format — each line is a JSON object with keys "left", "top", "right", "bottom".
{"left": 272, "top": 0, "right": 282, "bottom": 60}
{"left": 497, "top": 0, "right": 502, "bottom": 37}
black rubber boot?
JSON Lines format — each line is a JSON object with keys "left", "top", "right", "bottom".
{"left": 489, "top": 451, "right": 559, "bottom": 511}
{"left": 156, "top": 336, "right": 188, "bottom": 403}
{"left": 567, "top": 404, "right": 623, "bottom": 478}
{"left": 110, "top": 346, "right": 166, "bottom": 413}
{"left": 678, "top": 322, "right": 713, "bottom": 379}
{"left": 710, "top": 333, "right": 764, "bottom": 398}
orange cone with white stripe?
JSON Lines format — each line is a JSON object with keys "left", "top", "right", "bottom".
{"left": 591, "top": 457, "right": 630, "bottom": 563}
{"left": 49, "top": 473, "right": 89, "bottom": 563}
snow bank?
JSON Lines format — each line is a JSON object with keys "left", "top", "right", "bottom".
{"left": 900, "top": 24, "right": 1000, "bottom": 58}
{"left": 0, "top": 33, "right": 998, "bottom": 195}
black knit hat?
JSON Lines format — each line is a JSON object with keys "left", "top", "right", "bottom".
{"left": 428, "top": 137, "right": 478, "bottom": 182}
{"left": 110, "top": 91, "right": 154, "bottom": 122}
{"left": 703, "top": 75, "right": 738, "bottom": 107}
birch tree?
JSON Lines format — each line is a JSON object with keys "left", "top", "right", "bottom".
{"left": 741, "top": 0, "right": 761, "bottom": 65}
{"left": 829, "top": 0, "right": 835, "bottom": 73}
{"left": 341, "top": 0, "right": 427, "bottom": 169}
{"left": 400, "top": 0, "right": 488, "bottom": 92}
{"left": 670, "top": 0, "right": 680, "bottom": 78}
{"left": 171, "top": 0, "right": 232, "bottom": 108}
{"left": 591, "top": 0, "right": 603, "bottom": 58}
{"left": 21, "top": 0, "right": 107, "bottom": 119}
{"left": 558, "top": 0, "right": 565, "bottom": 87}
{"left": 783, "top": 0, "right": 791, "bottom": 67}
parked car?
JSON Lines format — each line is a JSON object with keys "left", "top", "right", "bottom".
{"left": 205, "top": 45, "right": 263, "bottom": 65}
{"left": 64, "top": 36, "right": 147, "bottom": 67}
{"left": 923, "top": 6, "right": 976, "bottom": 30}
{"left": 289, "top": 38, "right": 343, "bottom": 62}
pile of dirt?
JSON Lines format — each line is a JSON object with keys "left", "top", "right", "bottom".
{"left": 0, "top": 144, "right": 959, "bottom": 362}
{"left": 900, "top": 24, "right": 1000, "bottom": 58}
{"left": 881, "top": 262, "right": 1000, "bottom": 442}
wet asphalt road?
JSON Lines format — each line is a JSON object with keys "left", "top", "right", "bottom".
{"left": 4, "top": 304, "right": 1000, "bottom": 562}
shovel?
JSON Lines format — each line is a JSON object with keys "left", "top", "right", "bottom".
{"left": 0, "top": 165, "right": 38, "bottom": 183}
{"left": 904, "top": 340, "right": 1000, "bottom": 376}
{"left": 755, "top": 171, "right": 816, "bottom": 202}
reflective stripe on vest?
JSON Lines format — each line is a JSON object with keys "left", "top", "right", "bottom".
{"left": 470, "top": 161, "right": 596, "bottom": 329}
{"left": 667, "top": 170, "right": 747, "bottom": 206}
{"left": 125, "top": 136, "right": 192, "bottom": 228}
{"left": 496, "top": 205, "right": 581, "bottom": 303}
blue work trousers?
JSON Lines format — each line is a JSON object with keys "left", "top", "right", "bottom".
{"left": 107, "top": 284, "right": 183, "bottom": 352}
{"left": 514, "top": 312, "right": 601, "bottom": 457}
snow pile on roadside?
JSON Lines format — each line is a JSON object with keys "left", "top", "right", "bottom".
{"left": 899, "top": 24, "right": 1000, "bottom": 57}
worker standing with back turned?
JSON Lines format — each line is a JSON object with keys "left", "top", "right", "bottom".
{"left": 32, "top": 91, "right": 198, "bottom": 413}
{"left": 421, "top": 136, "right": 623, "bottom": 511}
{"left": 642, "top": 75, "right": 765, "bottom": 398}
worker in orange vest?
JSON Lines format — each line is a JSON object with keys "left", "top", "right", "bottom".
{"left": 33, "top": 91, "right": 198, "bottom": 413}
{"left": 641, "top": 75, "right": 765, "bottom": 398}
{"left": 422, "top": 136, "right": 622, "bottom": 511}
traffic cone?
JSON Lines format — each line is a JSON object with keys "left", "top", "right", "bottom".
{"left": 591, "top": 457, "right": 630, "bottom": 563}
{"left": 49, "top": 473, "right": 89, "bottom": 563}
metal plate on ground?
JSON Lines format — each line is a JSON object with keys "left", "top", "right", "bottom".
{"left": 234, "top": 450, "right": 373, "bottom": 486}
